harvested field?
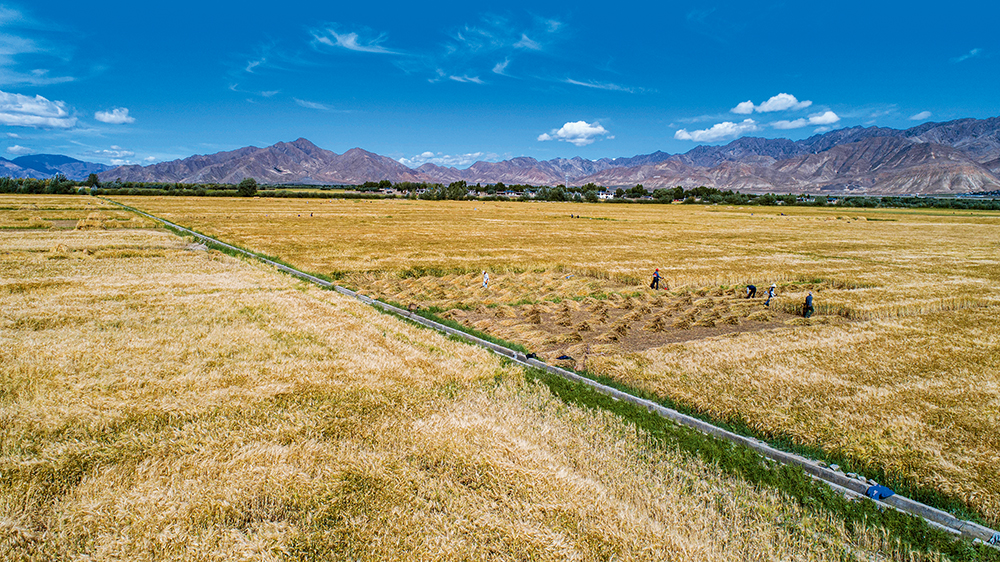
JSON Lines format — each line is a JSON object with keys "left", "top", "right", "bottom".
{"left": 113, "top": 196, "right": 1000, "bottom": 524}
{"left": 1, "top": 222, "right": 938, "bottom": 560}
{"left": 0, "top": 195, "right": 150, "bottom": 231}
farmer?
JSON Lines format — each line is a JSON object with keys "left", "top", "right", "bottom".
{"left": 765, "top": 283, "right": 776, "bottom": 307}
{"left": 650, "top": 268, "right": 661, "bottom": 290}
{"left": 803, "top": 292, "right": 814, "bottom": 318}
{"left": 482, "top": 270, "right": 489, "bottom": 289}
{"left": 746, "top": 284, "right": 757, "bottom": 298}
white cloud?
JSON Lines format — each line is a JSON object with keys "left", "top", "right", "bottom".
{"left": 674, "top": 119, "right": 760, "bottom": 142}
{"left": 807, "top": 110, "right": 840, "bottom": 125}
{"left": 732, "top": 93, "right": 812, "bottom": 114}
{"left": 538, "top": 120, "right": 612, "bottom": 146}
{"left": 951, "top": 48, "right": 982, "bottom": 63}
{"left": 398, "top": 151, "right": 499, "bottom": 168}
{"left": 312, "top": 28, "right": 399, "bottom": 54}
{"left": 731, "top": 100, "right": 755, "bottom": 114}
{"left": 95, "top": 147, "right": 135, "bottom": 159}
{"left": 772, "top": 119, "right": 808, "bottom": 129}
{"left": 245, "top": 58, "right": 264, "bottom": 73}
{"left": 769, "top": 111, "right": 839, "bottom": 130}
{"left": 909, "top": 110, "right": 932, "bottom": 121}
{"left": 0, "top": 89, "right": 76, "bottom": 128}
{"left": 7, "top": 144, "right": 31, "bottom": 155}
{"left": 513, "top": 33, "right": 541, "bottom": 50}
{"left": 144, "top": 156, "right": 156, "bottom": 162}
{"left": 94, "top": 107, "right": 135, "bottom": 124}
{"left": 757, "top": 93, "right": 812, "bottom": 112}
{"left": 294, "top": 98, "right": 328, "bottom": 110}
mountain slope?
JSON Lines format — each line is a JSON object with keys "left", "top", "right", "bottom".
{"left": 89, "top": 115, "right": 1000, "bottom": 194}
{"left": 100, "top": 139, "right": 431, "bottom": 184}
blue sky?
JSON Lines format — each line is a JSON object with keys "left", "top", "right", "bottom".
{"left": 2, "top": 1, "right": 997, "bottom": 168}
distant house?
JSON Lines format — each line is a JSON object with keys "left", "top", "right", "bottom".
{"left": 501, "top": 190, "right": 520, "bottom": 198}
{"left": 597, "top": 190, "right": 615, "bottom": 200}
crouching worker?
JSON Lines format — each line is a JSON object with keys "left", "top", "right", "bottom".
{"left": 746, "top": 284, "right": 756, "bottom": 298}
{"left": 803, "top": 292, "right": 814, "bottom": 318}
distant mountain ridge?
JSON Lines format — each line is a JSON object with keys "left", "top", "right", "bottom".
{"left": 88, "top": 115, "right": 1000, "bottom": 194}
{"left": 0, "top": 154, "right": 112, "bottom": 181}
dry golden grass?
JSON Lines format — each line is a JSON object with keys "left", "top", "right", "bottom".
{"left": 0, "top": 195, "right": 134, "bottom": 230}
{"left": 2, "top": 221, "right": 952, "bottom": 561}
{"left": 111, "top": 196, "right": 1000, "bottom": 523}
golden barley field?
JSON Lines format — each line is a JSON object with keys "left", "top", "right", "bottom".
{"left": 1, "top": 204, "right": 937, "bottom": 560}
{"left": 113, "top": 196, "right": 1000, "bottom": 525}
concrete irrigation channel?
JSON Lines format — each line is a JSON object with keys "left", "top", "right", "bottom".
{"left": 109, "top": 198, "right": 1000, "bottom": 549}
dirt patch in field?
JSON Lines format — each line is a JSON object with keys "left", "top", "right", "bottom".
{"left": 439, "top": 290, "right": 844, "bottom": 368}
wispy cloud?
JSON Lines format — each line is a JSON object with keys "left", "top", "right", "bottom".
{"left": 94, "top": 107, "right": 135, "bottom": 124}
{"left": 492, "top": 58, "right": 510, "bottom": 76}
{"left": 398, "top": 150, "right": 499, "bottom": 168}
{"left": 294, "top": 98, "right": 329, "bottom": 110}
{"left": 449, "top": 74, "right": 484, "bottom": 84}
{"left": 245, "top": 58, "right": 265, "bottom": 73}
{"left": 909, "top": 110, "right": 932, "bottom": 121}
{"left": 0, "top": 7, "right": 75, "bottom": 86}
{"left": 675, "top": 119, "right": 759, "bottom": 142}
{"left": 0, "top": 89, "right": 76, "bottom": 128}
{"left": 312, "top": 26, "right": 401, "bottom": 54}
{"left": 951, "top": 48, "right": 982, "bottom": 63}
{"left": 564, "top": 78, "right": 638, "bottom": 93}
{"left": 513, "top": 33, "right": 541, "bottom": 50}
{"left": 538, "top": 120, "right": 612, "bottom": 146}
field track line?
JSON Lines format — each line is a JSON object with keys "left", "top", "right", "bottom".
{"left": 105, "top": 198, "right": 1000, "bottom": 549}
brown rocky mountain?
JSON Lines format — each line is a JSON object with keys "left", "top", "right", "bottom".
{"left": 95, "top": 116, "right": 1000, "bottom": 194}
{"left": 99, "top": 138, "right": 430, "bottom": 184}
{"left": 576, "top": 136, "right": 1000, "bottom": 194}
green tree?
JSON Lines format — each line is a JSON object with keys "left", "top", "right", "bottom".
{"left": 84, "top": 173, "right": 100, "bottom": 187}
{"left": 237, "top": 177, "right": 258, "bottom": 197}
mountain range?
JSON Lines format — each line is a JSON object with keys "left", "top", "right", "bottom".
{"left": 1, "top": 155, "right": 112, "bottom": 181}
{"left": 19, "top": 115, "right": 1000, "bottom": 194}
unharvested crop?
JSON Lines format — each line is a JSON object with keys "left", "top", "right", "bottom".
{"left": 112, "top": 196, "right": 1000, "bottom": 524}
{"left": 2, "top": 220, "right": 947, "bottom": 560}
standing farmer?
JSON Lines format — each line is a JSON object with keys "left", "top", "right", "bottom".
{"left": 482, "top": 270, "right": 489, "bottom": 289}
{"left": 650, "top": 269, "right": 661, "bottom": 290}
{"left": 803, "top": 292, "right": 814, "bottom": 318}
{"left": 765, "top": 283, "right": 776, "bottom": 307}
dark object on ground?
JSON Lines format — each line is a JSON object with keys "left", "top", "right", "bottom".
{"left": 526, "top": 352, "right": 537, "bottom": 359}
{"left": 866, "top": 485, "right": 895, "bottom": 500}
{"left": 407, "top": 303, "right": 419, "bottom": 312}
{"left": 556, "top": 355, "right": 573, "bottom": 360}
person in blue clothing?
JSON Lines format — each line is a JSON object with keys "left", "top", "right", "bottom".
{"left": 803, "top": 291, "right": 814, "bottom": 317}
{"left": 650, "top": 268, "right": 661, "bottom": 290}
{"left": 765, "top": 283, "right": 776, "bottom": 307}
{"left": 746, "top": 284, "right": 757, "bottom": 298}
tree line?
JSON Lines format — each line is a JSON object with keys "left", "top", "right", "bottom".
{"left": 4, "top": 173, "right": 1000, "bottom": 211}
